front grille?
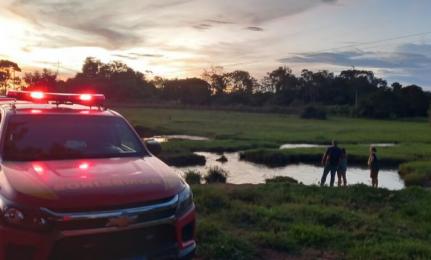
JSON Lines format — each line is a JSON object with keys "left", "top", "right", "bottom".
{"left": 55, "top": 206, "right": 176, "bottom": 231}
{"left": 43, "top": 195, "right": 179, "bottom": 231}
{"left": 51, "top": 196, "right": 177, "bottom": 213}
{"left": 50, "top": 224, "right": 177, "bottom": 259}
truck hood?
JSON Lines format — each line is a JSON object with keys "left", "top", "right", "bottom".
{"left": 0, "top": 157, "right": 184, "bottom": 211}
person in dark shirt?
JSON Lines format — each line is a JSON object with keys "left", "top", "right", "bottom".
{"left": 320, "top": 140, "right": 342, "bottom": 187}
{"left": 368, "top": 146, "right": 380, "bottom": 188}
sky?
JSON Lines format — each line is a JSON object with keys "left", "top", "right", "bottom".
{"left": 0, "top": 0, "right": 431, "bottom": 88}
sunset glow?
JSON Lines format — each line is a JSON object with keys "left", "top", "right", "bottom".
{"left": 0, "top": 0, "right": 430, "bottom": 87}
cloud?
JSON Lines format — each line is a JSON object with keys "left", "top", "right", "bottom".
{"left": 113, "top": 52, "right": 164, "bottom": 60}
{"left": 279, "top": 48, "right": 431, "bottom": 70}
{"left": 193, "top": 23, "right": 213, "bottom": 30}
{"left": 2, "top": 0, "right": 341, "bottom": 79}
{"left": 279, "top": 43, "right": 431, "bottom": 88}
{"left": 7, "top": 0, "right": 338, "bottom": 47}
{"left": 244, "top": 26, "right": 264, "bottom": 32}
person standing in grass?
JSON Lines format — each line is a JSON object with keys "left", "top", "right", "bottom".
{"left": 337, "top": 148, "right": 348, "bottom": 187}
{"left": 368, "top": 146, "right": 380, "bottom": 188}
{"left": 320, "top": 140, "right": 342, "bottom": 187}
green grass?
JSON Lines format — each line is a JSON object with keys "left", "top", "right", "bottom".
{"left": 119, "top": 107, "right": 431, "bottom": 144}
{"left": 193, "top": 183, "right": 431, "bottom": 259}
{"left": 117, "top": 107, "right": 431, "bottom": 185}
{"left": 240, "top": 143, "right": 431, "bottom": 168}
{"left": 400, "top": 161, "right": 431, "bottom": 186}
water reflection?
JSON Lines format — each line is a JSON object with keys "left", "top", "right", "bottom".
{"left": 280, "top": 144, "right": 325, "bottom": 149}
{"left": 280, "top": 143, "right": 397, "bottom": 149}
{"left": 174, "top": 152, "right": 405, "bottom": 190}
{"left": 145, "top": 135, "right": 210, "bottom": 143}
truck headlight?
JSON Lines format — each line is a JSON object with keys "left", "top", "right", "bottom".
{"left": 0, "top": 196, "right": 50, "bottom": 231}
{"left": 176, "top": 184, "right": 194, "bottom": 217}
{"left": 3, "top": 208, "right": 25, "bottom": 225}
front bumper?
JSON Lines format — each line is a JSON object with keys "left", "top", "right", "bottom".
{"left": 0, "top": 206, "right": 196, "bottom": 260}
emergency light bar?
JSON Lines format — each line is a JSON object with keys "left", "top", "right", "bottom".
{"left": 6, "top": 91, "right": 106, "bottom": 106}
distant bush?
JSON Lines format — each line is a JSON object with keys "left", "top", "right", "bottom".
{"left": 184, "top": 170, "right": 202, "bottom": 185}
{"left": 301, "top": 106, "right": 327, "bottom": 120}
{"left": 160, "top": 153, "right": 206, "bottom": 167}
{"left": 133, "top": 125, "right": 155, "bottom": 138}
{"left": 205, "top": 166, "right": 228, "bottom": 183}
{"left": 399, "top": 161, "right": 431, "bottom": 187}
{"left": 265, "top": 176, "right": 299, "bottom": 184}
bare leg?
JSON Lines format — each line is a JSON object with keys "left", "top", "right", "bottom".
{"left": 342, "top": 172, "right": 347, "bottom": 186}
{"left": 372, "top": 178, "right": 377, "bottom": 188}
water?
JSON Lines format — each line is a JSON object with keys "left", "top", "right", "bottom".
{"left": 280, "top": 143, "right": 397, "bottom": 149}
{"left": 280, "top": 144, "right": 325, "bottom": 149}
{"left": 174, "top": 152, "right": 405, "bottom": 190}
{"left": 367, "top": 143, "right": 397, "bottom": 147}
{"left": 145, "top": 135, "right": 210, "bottom": 143}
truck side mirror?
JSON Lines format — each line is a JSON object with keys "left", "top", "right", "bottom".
{"left": 145, "top": 139, "right": 162, "bottom": 156}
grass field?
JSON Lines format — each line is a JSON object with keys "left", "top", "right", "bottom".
{"left": 117, "top": 107, "right": 431, "bottom": 258}
{"left": 119, "top": 107, "right": 431, "bottom": 144}
{"left": 193, "top": 183, "right": 431, "bottom": 259}
{"left": 117, "top": 107, "right": 431, "bottom": 186}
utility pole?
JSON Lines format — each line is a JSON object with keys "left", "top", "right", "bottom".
{"left": 352, "top": 65, "right": 358, "bottom": 110}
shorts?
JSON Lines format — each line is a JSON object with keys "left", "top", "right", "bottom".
{"left": 338, "top": 165, "right": 347, "bottom": 172}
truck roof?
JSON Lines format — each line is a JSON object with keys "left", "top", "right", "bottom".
{"left": 0, "top": 101, "right": 118, "bottom": 117}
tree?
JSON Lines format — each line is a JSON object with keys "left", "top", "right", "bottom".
{"left": 263, "top": 66, "right": 298, "bottom": 105}
{"left": 224, "top": 70, "right": 258, "bottom": 95}
{"left": 202, "top": 66, "right": 227, "bottom": 95}
{"left": 162, "top": 78, "right": 211, "bottom": 105}
{"left": 400, "top": 85, "right": 429, "bottom": 117}
{"left": 0, "top": 60, "right": 21, "bottom": 94}
{"left": 67, "top": 57, "right": 155, "bottom": 100}
{"left": 23, "top": 69, "right": 58, "bottom": 92}
{"left": 299, "top": 70, "right": 334, "bottom": 104}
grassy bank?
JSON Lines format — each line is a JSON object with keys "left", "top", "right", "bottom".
{"left": 400, "top": 161, "right": 431, "bottom": 187}
{"left": 193, "top": 183, "right": 431, "bottom": 259}
{"left": 240, "top": 143, "right": 431, "bottom": 168}
{"left": 117, "top": 107, "right": 431, "bottom": 184}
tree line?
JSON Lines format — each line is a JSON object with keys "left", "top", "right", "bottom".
{"left": 1, "top": 57, "right": 430, "bottom": 119}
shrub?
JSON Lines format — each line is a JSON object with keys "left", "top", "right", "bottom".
{"left": 301, "top": 106, "right": 327, "bottom": 120}
{"left": 184, "top": 170, "right": 202, "bottom": 185}
{"left": 160, "top": 153, "right": 206, "bottom": 167}
{"left": 205, "top": 166, "right": 228, "bottom": 183}
{"left": 266, "top": 176, "right": 299, "bottom": 184}
{"left": 133, "top": 125, "right": 155, "bottom": 138}
{"left": 399, "top": 161, "right": 431, "bottom": 187}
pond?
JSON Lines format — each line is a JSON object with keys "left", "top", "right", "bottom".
{"left": 174, "top": 152, "right": 405, "bottom": 190}
{"left": 280, "top": 143, "right": 397, "bottom": 149}
{"left": 145, "top": 135, "right": 210, "bottom": 143}
{"left": 280, "top": 144, "right": 325, "bottom": 149}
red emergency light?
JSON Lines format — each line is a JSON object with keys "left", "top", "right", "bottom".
{"left": 6, "top": 91, "right": 106, "bottom": 107}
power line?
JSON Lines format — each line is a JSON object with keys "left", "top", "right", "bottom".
{"left": 289, "top": 30, "right": 431, "bottom": 55}
{"left": 180, "top": 30, "right": 431, "bottom": 73}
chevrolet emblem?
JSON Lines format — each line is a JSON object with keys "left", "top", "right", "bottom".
{"left": 106, "top": 214, "right": 138, "bottom": 228}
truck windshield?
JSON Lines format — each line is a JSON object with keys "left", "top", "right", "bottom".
{"left": 2, "top": 115, "right": 146, "bottom": 161}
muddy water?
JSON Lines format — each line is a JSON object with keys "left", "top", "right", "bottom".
{"left": 174, "top": 152, "right": 405, "bottom": 190}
